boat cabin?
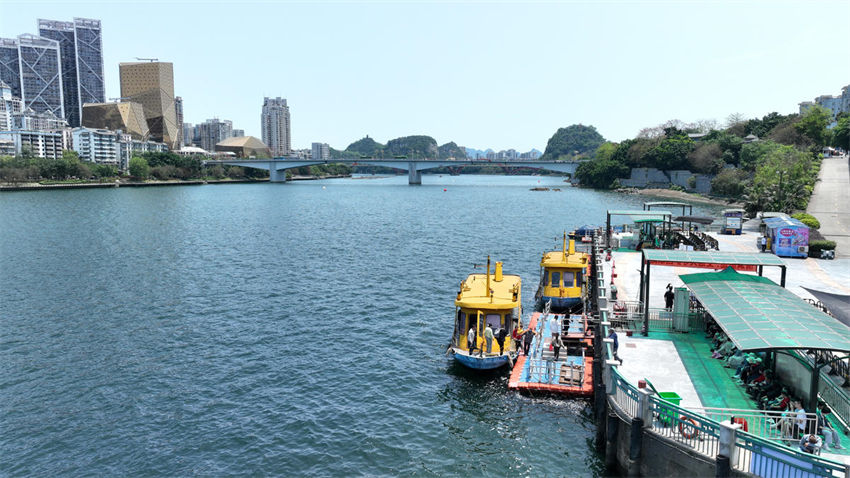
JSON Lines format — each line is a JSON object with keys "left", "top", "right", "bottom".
{"left": 453, "top": 261, "right": 521, "bottom": 354}
{"left": 536, "top": 234, "right": 588, "bottom": 312}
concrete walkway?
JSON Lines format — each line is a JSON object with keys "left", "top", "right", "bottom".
{"left": 808, "top": 154, "right": 850, "bottom": 258}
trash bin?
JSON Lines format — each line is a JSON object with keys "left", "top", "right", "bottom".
{"left": 658, "top": 391, "right": 682, "bottom": 425}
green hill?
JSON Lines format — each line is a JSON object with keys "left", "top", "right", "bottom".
{"left": 541, "top": 124, "right": 606, "bottom": 160}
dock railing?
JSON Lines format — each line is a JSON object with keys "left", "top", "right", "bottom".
{"left": 691, "top": 406, "right": 817, "bottom": 447}
{"left": 733, "top": 432, "right": 848, "bottom": 478}
{"left": 608, "top": 301, "right": 707, "bottom": 333}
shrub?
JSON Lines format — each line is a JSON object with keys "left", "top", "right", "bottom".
{"left": 808, "top": 240, "right": 836, "bottom": 257}
{"left": 791, "top": 213, "right": 821, "bottom": 230}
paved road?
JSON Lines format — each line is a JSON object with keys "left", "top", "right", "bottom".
{"left": 807, "top": 154, "right": 850, "bottom": 258}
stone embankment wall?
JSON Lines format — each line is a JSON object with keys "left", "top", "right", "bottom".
{"left": 621, "top": 168, "right": 713, "bottom": 194}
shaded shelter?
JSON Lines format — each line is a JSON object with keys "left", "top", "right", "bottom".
{"left": 606, "top": 210, "right": 673, "bottom": 248}
{"left": 679, "top": 267, "right": 850, "bottom": 411}
{"left": 637, "top": 250, "right": 787, "bottom": 336}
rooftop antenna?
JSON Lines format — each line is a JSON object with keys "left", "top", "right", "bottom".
{"left": 135, "top": 57, "right": 158, "bottom": 62}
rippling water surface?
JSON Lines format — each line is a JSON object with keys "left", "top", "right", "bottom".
{"left": 0, "top": 175, "right": 720, "bottom": 476}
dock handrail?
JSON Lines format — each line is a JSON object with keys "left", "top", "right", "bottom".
{"left": 689, "top": 406, "right": 818, "bottom": 447}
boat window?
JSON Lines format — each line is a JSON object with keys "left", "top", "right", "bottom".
{"left": 485, "top": 314, "right": 501, "bottom": 330}
{"left": 457, "top": 310, "right": 466, "bottom": 332}
{"left": 543, "top": 270, "right": 549, "bottom": 286}
{"left": 563, "top": 271, "right": 574, "bottom": 288}
{"left": 576, "top": 272, "right": 583, "bottom": 289}
{"left": 551, "top": 271, "right": 561, "bottom": 287}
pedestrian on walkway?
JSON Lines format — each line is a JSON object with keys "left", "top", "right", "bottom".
{"left": 609, "top": 329, "right": 623, "bottom": 365}
{"left": 551, "top": 334, "right": 564, "bottom": 360}
{"left": 664, "top": 284, "right": 675, "bottom": 310}
{"left": 759, "top": 236, "right": 767, "bottom": 253}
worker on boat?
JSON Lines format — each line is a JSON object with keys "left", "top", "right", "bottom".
{"left": 467, "top": 327, "right": 477, "bottom": 355}
{"left": 495, "top": 326, "right": 508, "bottom": 355}
{"left": 483, "top": 324, "right": 494, "bottom": 356}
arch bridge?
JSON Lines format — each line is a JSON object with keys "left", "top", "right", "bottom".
{"left": 203, "top": 158, "right": 582, "bottom": 184}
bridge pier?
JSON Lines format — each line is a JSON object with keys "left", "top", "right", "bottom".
{"left": 408, "top": 162, "right": 421, "bottom": 185}
{"left": 269, "top": 168, "right": 287, "bottom": 183}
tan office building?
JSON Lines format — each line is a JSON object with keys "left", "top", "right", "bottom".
{"left": 119, "top": 61, "right": 179, "bottom": 149}
{"left": 81, "top": 101, "right": 149, "bottom": 140}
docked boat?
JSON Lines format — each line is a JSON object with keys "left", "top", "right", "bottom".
{"left": 448, "top": 257, "right": 521, "bottom": 370}
{"left": 535, "top": 232, "right": 589, "bottom": 313}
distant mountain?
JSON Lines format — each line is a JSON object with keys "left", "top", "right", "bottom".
{"left": 346, "top": 136, "right": 384, "bottom": 156}
{"left": 463, "top": 147, "right": 487, "bottom": 159}
{"left": 438, "top": 142, "right": 468, "bottom": 159}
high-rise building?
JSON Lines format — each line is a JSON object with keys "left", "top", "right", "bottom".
{"left": 17, "top": 34, "right": 64, "bottom": 119}
{"left": 182, "top": 122, "right": 193, "bottom": 148}
{"left": 0, "top": 38, "right": 22, "bottom": 99}
{"left": 37, "top": 18, "right": 104, "bottom": 127}
{"left": 261, "top": 97, "right": 290, "bottom": 157}
{"left": 0, "top": 80, "right": 23, "bottom": 131}
{"left": 198, "top": 118, "right": 232, "bottom": 152}
{"left": 232, "top": 128, "right": 244, "bottom": 138}
{"left": 174, "top": 96, "right": 183, "bottom": 147}
{"left": 37, "top": 20, "right": 78, "bottom": 126}
{"left": 312, "top": 142, "right": 329, "bottom": 161}
{"left": 119, "top": 61, "right": 179, "bottom": 149}
{"left": 73, "top": 19, "right": 104, "bottom": 109}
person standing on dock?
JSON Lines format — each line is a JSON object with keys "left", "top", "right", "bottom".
{"left": 551, "top": 334, "right": 564, "bottom": 361}
{"left": 664, "top": 284, "right": 674, "bottom": 310}
{"left": 549, "top": 315, "right": 560, "bottom": 338}
{"left": 608, "top": 329, "right": 623, "bottom": 365}
{"left": 522, "top": 327, "right": 535, "bottom": 356}
{"left": 483, "top": 324, "right": 494, "bottom": 355}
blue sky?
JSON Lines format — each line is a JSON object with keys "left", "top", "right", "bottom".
{"left": 2, "top": 0, "right": 848, "bottom": 152}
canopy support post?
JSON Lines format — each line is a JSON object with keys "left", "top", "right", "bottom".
{"left": 643, "top": 262, "right": 651, "bottom": 336}
{"left": 809, "top": 362, "right": 821, "bottom": 412}
{"left": 639, "top": 257, "right": 646, "bottom": 305}
{"left": 780, "top": 266, "right": 787, "bottom": 288}
{"left": 758, "top": 265, "right": 763, "bottom": 277}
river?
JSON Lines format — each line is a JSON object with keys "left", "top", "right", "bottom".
{"left": 0, "top": 175, "right": 722, "bottom": 476}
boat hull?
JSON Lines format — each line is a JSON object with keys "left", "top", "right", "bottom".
{"left": 451, "top": 348, "right": 511, "bottom": 370}
{"left": 539, "top": 296, "right": 582, "bottom": 311}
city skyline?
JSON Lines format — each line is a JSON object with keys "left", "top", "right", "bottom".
{"left": 1, "top": 1, "right": 849, "bottom": 152}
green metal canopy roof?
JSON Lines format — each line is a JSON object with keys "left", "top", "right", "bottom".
{"left": 643, "top": 250, "right": 786, "bottom": 267}
{"left": 608, "top": 210, "right": 673, "bottom": 216}
{"left": 644, "top": 201, "right": 690, "bottom": 207}
{"left": 680, "top": 268, "right": 850, "bottom": 352}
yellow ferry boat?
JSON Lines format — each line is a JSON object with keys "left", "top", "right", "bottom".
{"left": 448, "top": 257, "right": 521, "bottom": 370}
{"left": 535, "top": 232, "right": 589, "bottom": 312}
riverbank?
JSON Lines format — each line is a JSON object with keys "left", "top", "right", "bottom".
{"left": 619, "top": 187, "right": 742, "bottom": 207}
{"left": 0, "top": 174, "right": 351, "bottom": 192}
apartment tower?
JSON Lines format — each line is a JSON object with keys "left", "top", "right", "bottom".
{"left": 261, "top": 97, "right": 290, "bottom": 157}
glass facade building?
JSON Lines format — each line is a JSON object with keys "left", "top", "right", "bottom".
{"left": 73, "top": 18, "right": 105, "bottom": 112}
{"left": 37, "top": 18, "right": 104, "bottom": 127}
{"left": 37, "top": 19, "right": 79, "bottom": 126}
{"left": 17, "top": 34, "right": 64, "bottom": 119}
{"left": 0, "top": 38, "right": 21, "bottom": 100}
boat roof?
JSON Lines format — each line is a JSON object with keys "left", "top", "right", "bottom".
{"left": 455, "top": 273, "right": 521, "bottom": 309}
{"left": 540, "top": 250, "right": 588, "bottom": 268}
{"left": 680, "top": 267, "right": 850, "bottom": 353}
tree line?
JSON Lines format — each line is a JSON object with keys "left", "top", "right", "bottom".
{"left": 569, "top": 105, "right": 849, "bottom": 214}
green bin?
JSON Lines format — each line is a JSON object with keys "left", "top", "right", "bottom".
{"left": 658, "top": 392, "right": 682, "bottom": 425}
